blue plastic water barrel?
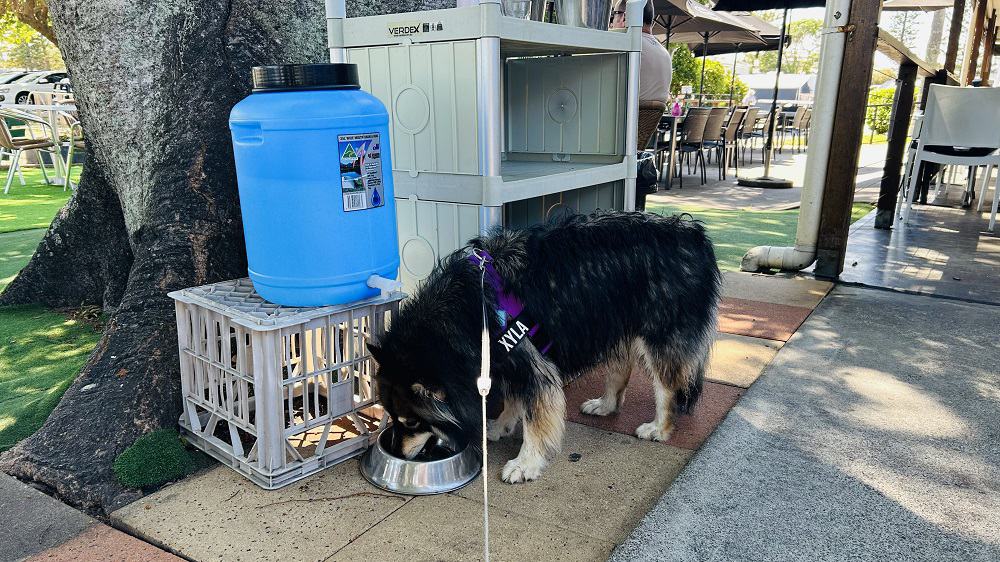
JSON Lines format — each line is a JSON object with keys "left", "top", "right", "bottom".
{"left": 230, "top": 64, "right": 399, "bottom": 307}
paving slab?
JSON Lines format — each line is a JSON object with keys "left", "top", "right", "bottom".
{"left": 453, "top": 421, "right": 692, "bottom": 544}
{"left": 721, "top": 271, "right": 833, "bottom": 309}
{"left": 706, "top": 332, "right": 782, "bottom": 388}
{"left": 112, "top": 459, "right": 411, "bottom": 561}
{"left": 612, "top": 286, "right": 1000, "bottom": 562}
{"left": 26, "top": 524, "right": 182, "bottom": 562}
{"left": 565, "top": 374, "right": 744, "bottom": 450}
{"left": 0, "top": 474, "right": 96, "bottom": 561}
{"left": 718, "top": 297, "right": 813, "bottom": 341}
{"left": 329, "top": 492, "right": 612, "bottom": 562}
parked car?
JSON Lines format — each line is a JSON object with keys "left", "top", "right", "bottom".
{"left": 0, "top": 70, "right": 31, "bottom": 85}
{"left": 0, "top": 71, "right": 71, "bottom": 104}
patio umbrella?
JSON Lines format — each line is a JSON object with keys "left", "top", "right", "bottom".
{"left": 713, "top": 0, "right": 826, "bottom": 189}
{"left": 882, "top": 0, "right": 953, "bottom": 11}
{"left": 653, "top": 1, "right": 765, "bottom": 102}
{"left": 689, "top": 13, "right": 786, "bottom": 104}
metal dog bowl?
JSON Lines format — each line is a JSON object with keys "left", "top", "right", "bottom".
{"left": 360, "top": 429, "right": 481, "bottom": 495}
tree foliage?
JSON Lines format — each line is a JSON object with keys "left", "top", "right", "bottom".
{"left": 671, "top": 44, "right": 747, "bottom": 100}
{"left": 885, "top": 12, "right": 918, "bottom": 52}
{"left": 742, "top": 13, "right": 823, "bottom": 75}
{"left": 0, "top": 0, "right": 55, "bottom": 45}
{"left": 0, "top": 12, "right": 62, "bottom": 69}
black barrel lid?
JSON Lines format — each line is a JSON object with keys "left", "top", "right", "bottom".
{"left": 251, "top": 63, "right": 360, "bottom": 92}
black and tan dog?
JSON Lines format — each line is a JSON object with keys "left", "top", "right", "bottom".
{"left": 369, "top": 210, "right": 720, "bottom": 483}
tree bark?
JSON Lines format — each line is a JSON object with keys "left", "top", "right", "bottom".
{"left": 0, "top": 0, "right": 326, "bottom": 513}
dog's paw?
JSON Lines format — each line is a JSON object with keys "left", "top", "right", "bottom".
{"left": 501, "top": 457, "right": 543, "bottom": 484}
{"left": 486, "top": 418, "right": 517, "bottom": 442}
{"left": 635, "top": 422, "right": 673, "bottom": 442}
{"left": 580, "top": 397, "right": 617, "bottom": 416}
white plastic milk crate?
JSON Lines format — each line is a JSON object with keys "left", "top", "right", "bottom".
{"left": 168, "top": 278, "right": 403, "bottom": 489}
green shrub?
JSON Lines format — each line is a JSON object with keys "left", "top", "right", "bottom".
{"left": 671, "top": 44, "right": 747, "bottom": 101}
{"left": 866, "top": 87, "right": 897, "bottom": 136}
{"left": 113, "top": 429, "right": 212, "bottom": 489}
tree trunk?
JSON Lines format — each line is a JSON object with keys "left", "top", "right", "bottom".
{"left": 0, "top": 0, "right": 326, "bottom": 513}
{"left": 927, "top": 8, "right": 946, "bottom": 66}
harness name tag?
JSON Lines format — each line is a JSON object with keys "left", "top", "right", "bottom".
{"left": 498, "top": 320, "right": 530, "bottom": 352}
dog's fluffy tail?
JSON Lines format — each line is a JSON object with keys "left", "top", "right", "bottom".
{"left": 671, "top": 301, "right": 716, "bottom": 416}
{"left": 672, "top": 357, "right": 706, "bottom": 415}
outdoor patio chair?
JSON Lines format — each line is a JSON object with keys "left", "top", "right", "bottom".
{"left": 797, "top": 108, "right": 813, "bottom": 152}
{"left": 746, "top": 110, "right": 773, "bottom": 165}
{"left": 777, "top": 106, "right": 806, "bottom": 154}
{"left": 898, "top": 84, "right": 1000, "bottom": 227}
{"left": 0, "top": 108, "right": 60, "bottom": 194}
{"left": 636, "top": 100, "right": 667, "bottom": 209}
{"left": 638, "top": 100, "right": 667, "bottom": 150}
{"left": 700, "top": 107, "right": 728, "bottom": 180}
{"left": 719, "top": 107, "right": 747, "bottom": 180}
{"left": 675, "top": 107, "right": 711, "bottom": 188}
{"left": 975, "top": 164, "right": 999, "bottom": 231}
{"left": 60, "top": 111, "right": 84, "bottom": 191}
{"left": 737, "top": 107, "right": 759, "bottom": 165}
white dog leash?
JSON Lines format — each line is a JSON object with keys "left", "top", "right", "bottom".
{"left": 474, "top": 251, "right": 492, "bottom": 562}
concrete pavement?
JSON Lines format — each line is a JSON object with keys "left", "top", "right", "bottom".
{"left": 110, "top": 272, "right": 830, "bottom": 561}
{"left": 648, "top": 143, "right": 888, "bottom": 211}
{"left": 0, "top": 474, "right": 181, "bottom": 561}
{"left": 611, "top": 285, "right": 1000, "bottom": 562}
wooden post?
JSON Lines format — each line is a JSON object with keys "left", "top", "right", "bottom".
{"left": 964, "top": 0, "right": 988, "bottom": 84}
{"left": 980, "top": 11, "right": 997, "bottom": 84}
{"left": 814, "top": 0, "right": 883, "bottom": 278}
{"left": 874, "top": 62, "right": 918, "bottom": 230}
{"left": 945, "top": 0, "right": 967, "bottom": 77}
{"left": 920, "top": 69, "right": 948, "bottom": 109}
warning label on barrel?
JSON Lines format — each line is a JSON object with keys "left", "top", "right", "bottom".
{"left": 338, "top": 132, "right": 384, "bottom": 212}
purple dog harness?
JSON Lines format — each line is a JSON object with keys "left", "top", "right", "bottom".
{"left": 468, "top": 249, "right": 552, "bottom": 355}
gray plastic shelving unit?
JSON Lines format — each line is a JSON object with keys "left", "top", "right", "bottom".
{"left": 327, "top": 0, "right": 642, "bottom": 291}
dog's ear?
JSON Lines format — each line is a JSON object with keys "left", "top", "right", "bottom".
{"left": 411, "top": 382, "right": 447, "bottom": 402}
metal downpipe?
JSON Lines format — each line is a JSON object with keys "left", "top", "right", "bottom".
{"left": 741, "top": 0, "right": 851, "bottom": 272}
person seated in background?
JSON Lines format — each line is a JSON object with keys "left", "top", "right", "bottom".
{"left": 610, "top": 0, "right": 672, "bottom": 104}
{"left": 742, "top": 88, "right": 758, "bottom": 106}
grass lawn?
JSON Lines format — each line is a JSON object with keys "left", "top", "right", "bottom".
{"left": 0, "top": 305, "right": 102, "bottom": 452}
{"left": 0, "top": 167, "right": 96, "bottom": 453}
{"left": 0, "top": 169, "right": 73, "bottom": 233}
{"left": 647, "top": 201, "right": 875, "bottom": 271}
{"left": 1, "top": 229, "right": 45, "bottom": 292}
{"left": 0, "top": 165, "right": 206, "bottom": 485}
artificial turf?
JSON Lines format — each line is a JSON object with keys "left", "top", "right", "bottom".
{"left": 0, "top": 170, "right": 93, "bottom": 453}
{"left": 0, "top": 305, "right": 101, "bottom": 452}
{"left": 0, "top": 228, "right": 45, "bottom": 292}
{"left": 0, "top": 169, "right": 73, "bottom": 233}
{"left": 646, "top": 201, "right": 875, "bottom": 271}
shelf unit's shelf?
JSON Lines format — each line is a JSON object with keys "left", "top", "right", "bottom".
{"left": 392, "top": 159, "right": 628, "bottom": 206}
{"left": 496, "top": 159, "right": 628, "bottom": 204}
{"left": 340, "top": 5, "right": 639, "bottom": 57}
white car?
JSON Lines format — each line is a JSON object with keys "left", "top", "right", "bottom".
{"left": 0, "top": 71, "right": 71, "bottom": 104}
